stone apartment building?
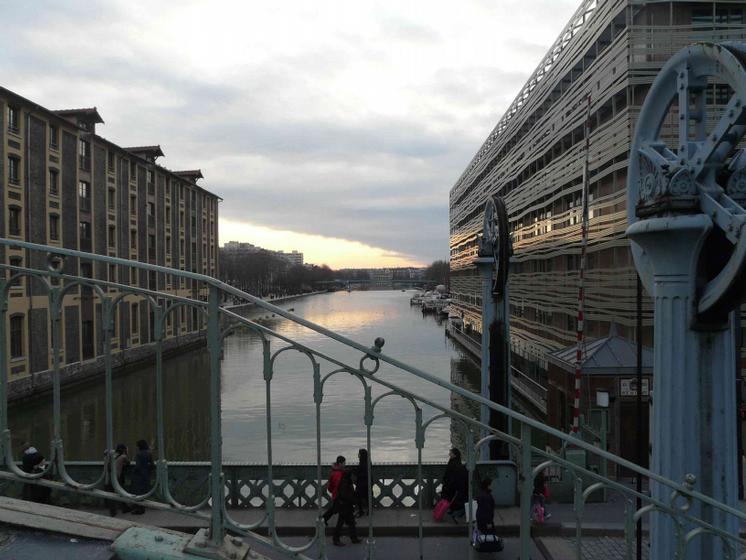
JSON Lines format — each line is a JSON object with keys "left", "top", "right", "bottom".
{"left": 0, "top": 86, "right": 220, "bottom": 398}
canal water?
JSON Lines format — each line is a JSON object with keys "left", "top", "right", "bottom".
{"left": 9, "top": 291, "right": 481, "bottom": 463}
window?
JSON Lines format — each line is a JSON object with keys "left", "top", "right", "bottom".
{"left": 165, "top": 235, "right": 171, "bottom": 253}
{"left": 8, "top": 206, "right": 20, "bottom": 236}
{"left": 79, "top": 221, "right": 91, "bottom": 240}
{"left": 130, "top": 194, "right": 137, "bottom": 216}
{"left": 108, "top": 225, "right": 116, "bottom": 248}
{"left": 108, "top": 188, "right": 116, "bottom": 210}
{"left": 165, "top": 206, "right": 171, "bottom": 224}
{"left": 79, "top": 180, "right": 90, "bottom": 211}
{"left": 130, "top": 161, "right": 137, "bottom": 180}
{"left": 78, "top": 139, "right": 90, "bottom": 170}
{"left": 147, "top": 202, "right": 155, "bottom": 227}
{"left": 49, "top": 214, "right": 59, "bottom": 241}
{"left": 130, "top": 267, "right": 137, "bottom": 285}
{"left": 7, "top": 106, "right": 19, "bottom": 132}
{"left": 130, "top": 229, "right": 137, "bottom": 250}
{"left": 8, "top": 156, "right": 20, "bottom": 185}
{"left": 107, "top": 150, "right": 115, "bottom": 172}
{"left": 9, "top": 256, "right": 22, "bottom": 287}
{"left": 10, "top": 315, "right": 23, "bottom": 359}
{"left": 49, "top": 124, "right": 58, "bottom": 148}
{"left": 108, "top": 264, "right": 117, "bottom": 283}
{"left": 148, "top": 234, "right": 156, "bottom": 259}
{"left": 131, "top": 303, "right": 139, "bottom": 334}
{"left": 148, "top": 270, "right": 156, "bottom": 289}
{"left": 80, "top": 262, "right": 92, "bottom": 278}
{"left": 147, "top": 170, "right": 154, "bottom": 184}
{"left": 49, "top": 169, "right": 59, "bottom": 195}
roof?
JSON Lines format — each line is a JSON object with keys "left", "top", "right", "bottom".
{"left": 53, "top": 107, "right": 104, "bottom": 124}
{"left": 123, "top": 145, "right": 165, "bottom": 160}
{"left": 547, "top": 324, "right": 653, "bottom": 376}
{"left": 173, "top": 169, "right": 204, "bottom": 181}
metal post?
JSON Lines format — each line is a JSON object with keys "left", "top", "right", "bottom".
{"left": 478, "top": 260, "right": 494, "bottom": 462}
{"left": 628, "top": 216, "right": 738, "bottom": 558}
{"left": 635, "top": 276, "right": 643, "bottom": 560}
{"left": 365, "top": 386, "right": 375, "bottom": 560}
{"left": 262, "top": 339, "right": 275, "bottom": 541}
{"left": 207, "top": 286, "right": 225, "bottom": 547}
{"left": 103, "top": 298, "right": 114, "bottom": 483}
{"left": 519, "top": 423, "right": 532, "bottom": 560}
{"left": 50, "top": 289, "right": 62, "bottom": 462}
{"left": 313, "top": 362, "right": 325, "bottom": 559}
{"left": 415, "top": 408, "right": 424, "bottom": 560}
{"left": 0, "top": 279, "right": 8, "bottom": 456}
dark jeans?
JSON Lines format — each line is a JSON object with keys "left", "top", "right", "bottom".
{"left": 355, "top": 487, "right": 369, "bottom": 515}
{"left": 334, "top": 509, "right": 358, "bottom": 541}
{"left": 322, "top": 500, "right": 337, "bottom": 522}
{"left": 105, "top": 483, "right": 131, "bottom": 515}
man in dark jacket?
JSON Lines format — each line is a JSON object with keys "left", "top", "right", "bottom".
{"left": 354, "top": 448, "right": 370, "bottom": 517}
{"left": 333, "top": 470, "right": 360, "bottom": 546}
{"left": 322, "top": 456, "right": 346, "bottom": 525}
{"left": 441, "top": 448, "right": 468, "bottom": 521}
{"left": 130, "top": 439, "right": 153, "bottom": 515}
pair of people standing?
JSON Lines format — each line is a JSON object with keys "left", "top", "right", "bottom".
{"left": 321, "top": 449, "right": 371, "bottom": 546}
{"left": 105, "top": 439, "right": 154, "bottom": 516}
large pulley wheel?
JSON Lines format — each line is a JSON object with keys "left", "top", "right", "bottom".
{"left": 628, "top": 42, "right": 746, "bottom": 321}
{"left": 483, "top": 195, "right": 511, "bottom": 296}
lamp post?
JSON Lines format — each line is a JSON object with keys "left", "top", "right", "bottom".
{"left": 477, "top": 195, "right": 512, "bottom": 460}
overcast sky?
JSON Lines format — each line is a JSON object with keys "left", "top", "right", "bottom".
{"left": 2, "top": 0, "right": 578, "bottom": 268}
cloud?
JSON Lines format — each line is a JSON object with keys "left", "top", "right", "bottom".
{"left": 0, "top": 0, "right": 580, "bottom": 265}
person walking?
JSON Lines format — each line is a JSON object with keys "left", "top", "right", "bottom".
{"left": 354, "top": 448, "right": 371, "bottom": 517}
{"left": 322, "top": 456, "right": 346, "bottom": 525}
{"left": 441, "top": 447, "right": 468, "bottom": 522}
{"left": 130, "top": 439, "right": 153, "bottom": 515}
{"left": 333, "top": 470, "right": 361, "bottom": 546}
{"left": 105, "top": 444, "right": 131, "bottom": 517}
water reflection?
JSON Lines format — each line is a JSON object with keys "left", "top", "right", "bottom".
{"left": 9, "top": 291, "right": 481, "bottom": 463}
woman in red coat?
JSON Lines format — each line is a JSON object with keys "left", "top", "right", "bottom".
{"left": 322, "top": 456, "right": 346, "bottom": 524}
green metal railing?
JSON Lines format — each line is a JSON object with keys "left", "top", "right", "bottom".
{"left": 0, "top": 238, "right": 744, "bottom": 559}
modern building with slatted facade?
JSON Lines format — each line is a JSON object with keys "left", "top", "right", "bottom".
{"left": 448, "top": 0, "right": 746, "bottom": 436}
{"left": 0, "top": 86, "right": 220, "bottom": 398}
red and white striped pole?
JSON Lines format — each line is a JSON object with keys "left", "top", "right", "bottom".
{"left": 572, "top": 95, "right": 592, "bottom": 435}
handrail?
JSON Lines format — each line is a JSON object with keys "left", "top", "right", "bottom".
{"left": 0, "top": 237, "right": 744, "bottom": 559}
{"left": 0, "top": 237, "right": 737, "bottom": 516}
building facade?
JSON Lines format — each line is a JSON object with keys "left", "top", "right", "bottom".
{"left": 449, "top": 1, "right": 746, "bottom": 432}
{"left": 273, "top": 250, "right": 304, "bottom": 266}
{"left": 0, "top": 86, "right": 220, "bottom": 394}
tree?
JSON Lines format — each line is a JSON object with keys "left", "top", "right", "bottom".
{"left": 424, "top": 260, "right": 449, "bottom": 287}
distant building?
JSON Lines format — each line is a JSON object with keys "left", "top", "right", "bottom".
{"left": 223, "top": 240, "right": 260, "bottom": 254}
{"left": 370, "top": 268, "right": 393, "bottom": 287}
{"left": 273, "top": 250, "right": 303, "bottom": 266}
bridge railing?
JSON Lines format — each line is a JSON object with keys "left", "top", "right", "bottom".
{"left": 0, "top": 238, "right": 744, "bottom": 560}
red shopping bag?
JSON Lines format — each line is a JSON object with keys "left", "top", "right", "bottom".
{"left": 433, "top": 498, "right": 450, "bottom": 522}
